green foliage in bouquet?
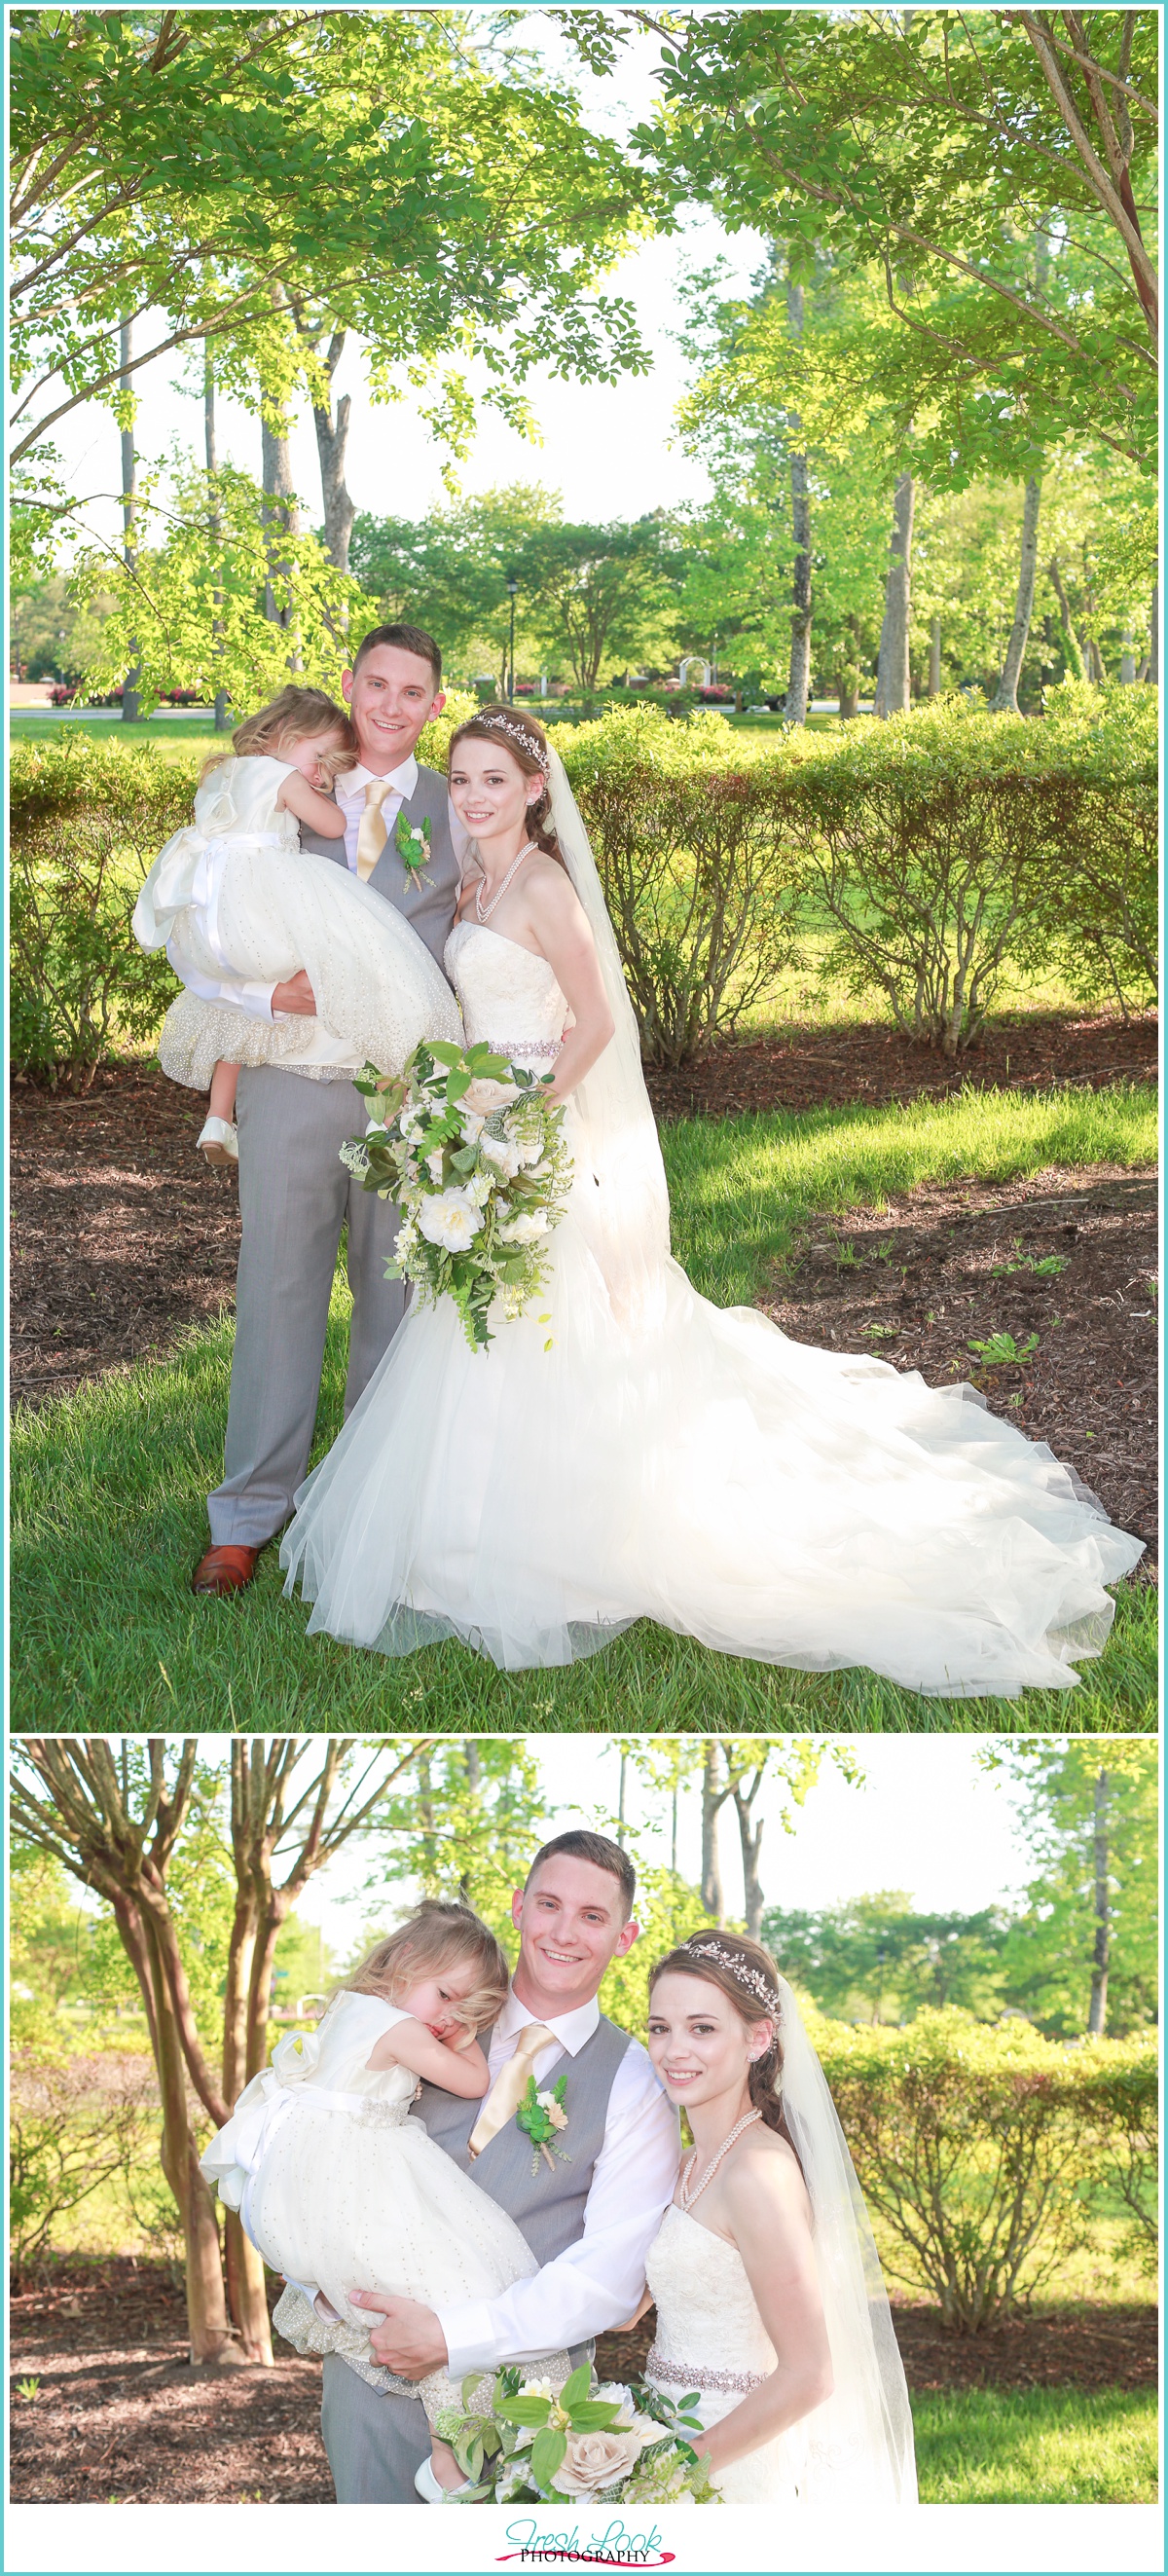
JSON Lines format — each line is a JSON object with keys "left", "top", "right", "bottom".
{"left": 344, "top": 1040, "right": 572, "bottom": 1352}
{"left": 433, "top": 2361, "right": 720, "bottom": 2506}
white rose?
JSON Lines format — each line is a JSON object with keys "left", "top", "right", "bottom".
{"left": 497, "top": 1209, "right": 550, "bottom": 1245}
{"left": 480, "top": 1131, "right": 522, "bottom": 1180}
{"left": 425, "top": 1149, "right": 446, "bottom": 1185}
{"left": 554, "top": 2426, "right": 644, "bottom": 2498}
{"left": 417, "top": 1190, "right": 484, "bottom": 1253}
{"left": 458, "top": 1107, "right": 485, "bottom": 1142}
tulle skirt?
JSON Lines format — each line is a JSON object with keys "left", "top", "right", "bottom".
{"left": 278, "top": 1150, "right": 1142, "bottom": 1692}
{"left": 156, "top": 846, "right": 461, "bottom": 1087}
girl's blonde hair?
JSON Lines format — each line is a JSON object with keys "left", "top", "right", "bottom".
{"left": 340, "top": 1899, "right": 510, "bottom": 2036}
{"left": 200, "top": 684, "right": 355, "bottom": 788}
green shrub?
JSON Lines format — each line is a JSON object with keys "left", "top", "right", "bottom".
{"left": 812, "top": 2006, "right": 1158, "bottom": 2332}
{"left": 9, "top": 740, "right": 196, "bottom": 1084}
{"left": 565, "top": 708, "right": 803, "bottom": 1064}
{"left": 10, "top": 2046, "right": 164, "bottom": 2272}
{"left": 777, "top": 689, "right": 1158, "bottom": 1056}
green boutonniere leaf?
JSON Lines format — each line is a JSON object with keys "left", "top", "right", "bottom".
{"left": 394, "top": 810, "right": 433, "bottom": 873}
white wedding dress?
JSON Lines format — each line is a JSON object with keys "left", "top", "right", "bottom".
{"left": 280, "top": 913, "right": 1142, "bottom": 1693}
{"left": 133, "top": 753, "right": 460, "bottom": 1086}
{"left": 645, "top": 2205, "right": 805, "bottom": 2504}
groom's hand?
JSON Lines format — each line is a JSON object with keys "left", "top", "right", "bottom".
{"left": 272, "top": 969, "right": 317, "bottom": 1016}
{"left": 348, "top": 2289, "right": 449, "bottom": 2375}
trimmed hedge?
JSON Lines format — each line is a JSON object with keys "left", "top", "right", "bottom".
{"left": 813, "top": 2006, "right": 1158, "bottom": 2331}
{"left": 9, "top": 685, "right": 1157, "bottom": 1077}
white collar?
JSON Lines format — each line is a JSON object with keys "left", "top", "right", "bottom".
{"left": 335, "top": 752, "right": 419, "bottom": 800}
{"left": 497, "top": 1984, "right": 601, "bottom": 2059}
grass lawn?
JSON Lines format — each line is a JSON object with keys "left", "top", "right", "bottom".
{"left": 912, "top": 2387, "right": 1158, "bottom": 2504}
{"left": 11, "top": 1086, "right": 1156, "bottom": 1731}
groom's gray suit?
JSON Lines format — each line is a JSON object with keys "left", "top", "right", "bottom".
{"left": 207, "top": 766, "right": 461, "bottom": 1549}
{"left": 320, "top": 2011, "right": 632, "bottom": 2505}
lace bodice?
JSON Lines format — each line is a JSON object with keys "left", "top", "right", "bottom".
{"left": 646, "top": 2204, "right": 778, "bottom": 2387}
{"left": 445, "top": 920, "right": 567, "bottom": 1057}
{"left": 194, "top": 753, "right": 300, "bottom": 848}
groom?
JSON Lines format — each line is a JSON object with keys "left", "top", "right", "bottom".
{"left": 321, "top": 1830, "right": 679, "bottom": 2504}
{"left": 192, "top": 622, "right": 466, "bottom": 1597}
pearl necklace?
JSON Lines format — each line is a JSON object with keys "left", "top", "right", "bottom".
{"left": 679, "top": 2107, "right": 762, "bottom": 2213}
{"left": 476, "top": 840, "right": 536, "bottom": 925}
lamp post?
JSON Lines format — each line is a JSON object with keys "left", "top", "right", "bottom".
{"left": 505, "top": 572, "right": 519, "bottom": 702}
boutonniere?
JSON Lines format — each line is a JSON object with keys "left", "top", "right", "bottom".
{"left": 395, "top": 811, "right": 432, "bottom": 879}
{"left": 517, "top": 2073, "right": 570, "bottom": 2173}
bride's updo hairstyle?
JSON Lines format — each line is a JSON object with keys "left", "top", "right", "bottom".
{"left": 341, "top": 1898, "right": 510, "bottom": 2036}
{"left": 649, "top": 1932, "right": 792, "bottom": 2137}
{"left": 449, "top": 705, "right": 566, "bottom": 869}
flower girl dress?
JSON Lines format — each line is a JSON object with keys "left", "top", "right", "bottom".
{"left": 201, "top": 1990, "right": 564, "bottom": 2410}
{"left": 133, "top": 753, "right": 460, "bottom": 1086}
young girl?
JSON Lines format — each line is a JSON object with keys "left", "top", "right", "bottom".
{"left": 201, "top": 1900, "right": 566, "bottom": 2498}
{"left": 133, "top": 685, "right": 461, "bottom": 1166}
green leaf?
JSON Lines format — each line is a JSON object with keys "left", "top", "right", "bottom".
{"left": 559, "top": 2361, "right": 593, "bottom": 2411}
{"left": 497, "top": 2396, "right": 553, "bottom": 2428}
{"left": 529, "top": 2426, "right": 568, "bottom": 2492}
{"left": 566, "top": 2399, "right": 623, "bottom": 2430}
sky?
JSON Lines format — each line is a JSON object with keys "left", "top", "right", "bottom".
{"left": 45, "top": 17, "right": 768, "bottom": 563}
{"left": 111, "top": 1733, "right": 1096, "bottom": 1966}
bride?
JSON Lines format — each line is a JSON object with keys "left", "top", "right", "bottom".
{"left": 280, "top": 705, "right": 1142, "bottom": 1692}
{"left": 633, "top": 1932, "right": 916, "bottom": 2506}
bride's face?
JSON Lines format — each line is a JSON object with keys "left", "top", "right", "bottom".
{"left": 647, "top": 1973, "right": 772, "bottom": 2114}
{"left": 449, "top": 739, "right": 542, "bottom": 843}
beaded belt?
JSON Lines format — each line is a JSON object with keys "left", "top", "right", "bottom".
{"left": 486, "top": 1038, "right": 563, "bottom": 1058}
{"left": 645, "top": 2342, "right": 766, "bottom": 2397}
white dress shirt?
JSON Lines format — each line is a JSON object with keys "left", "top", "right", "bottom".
{"left": 433, "top": 1988, "right": 680, "bottom": 2378}
{"left": 185, "top": 750, "right": 468, "bottom": 1028}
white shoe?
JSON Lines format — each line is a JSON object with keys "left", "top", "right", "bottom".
{"left": 197, "top": 1115, "right": 238, "bottom": 1166}
{"left": 414, "top": 2456, "right": 474, "bottom": 2505}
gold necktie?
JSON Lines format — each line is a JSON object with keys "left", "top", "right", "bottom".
{"left": 355, "top": 777, "right": 393, "bottom": 882}
{"left": 467, "top": 2022, "right": 555, "bottom": 2160}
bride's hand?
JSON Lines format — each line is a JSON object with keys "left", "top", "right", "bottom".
{"left": 608, "top": 2287, "right": 653, "bottom": 2332}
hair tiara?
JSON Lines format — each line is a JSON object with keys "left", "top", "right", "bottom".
{"left": 466, "top": 710, "right": 552, "bottom": 776}
{"left": 684, "top": 1939, "right": 782, "bottom": 2013}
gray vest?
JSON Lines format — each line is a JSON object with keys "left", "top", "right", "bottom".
{"left": 412, "top": 2013, "right": 631, "bottom": 2270}
{"left": 300, "top": 760, "right": 461, "bottom": 975}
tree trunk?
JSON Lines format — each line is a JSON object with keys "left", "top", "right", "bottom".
{"left": 1047, "top": 556, "right": 1085, "bottom": 679}
{"left": 1148, "top": 585, "right": 1158, "bottom": 685}
{"left": 731, "top": 1778, "right": 766, "bottom": 1939}
{"left": 873, "top": 473, "right": 914, "bottom": 717}
{"left": 261, "top": 395, "right": 301, "bottom": 670}
{"left": 146, "top": 1920, "right": 238, "bottom": 2368}
{"left": 311, "top": 330, "right": 354, "bottom": 575}
{"left": 991, "top": 476, "right": 1041, "bottom": 712}
{"left": 224, "top": 2210, "right": 273, "bottom": 2366}
{"left": 203, "top": 352, "right": 231, "bottom": 732}
{"left": 1119, "top": 625, "right": 1136, "bottom": 684}
{"left": 928, "top": 613, "right": 941, "bottom": 697}
{"left": 119, "top": 318, "right": 141, "bottom": 723}
{"left": 1087, "top": 1770, "right": 1110, "bottom": 2037}
{"left": 783, "top": 282, "right": 812, "bottom": 726}
{"left": 701, "top": 1744, "right": 726, "bottom": 1922}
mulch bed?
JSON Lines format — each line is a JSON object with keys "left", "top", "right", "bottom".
{"left": 645, "top": 1008, "right": 1158, "bottom": 1122}
{"left": 9, "top": 1015, "right": 1159, "bottom": 1528}
{"left": 9, "top": 2261, "right": 1156, "bottom": 2504}
{"left": 764, "top": 1164, "right": 1158, "bottom": 1563}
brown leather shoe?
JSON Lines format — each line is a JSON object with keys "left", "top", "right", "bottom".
{"left": 192, "top": 1543, "right": 262, "bottom": 1597}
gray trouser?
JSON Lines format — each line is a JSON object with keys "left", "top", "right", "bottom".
{"left": 207, "top": 1066, "right": 404, "bottom": 1548}
{"left": 320, "top": 2355, "right": 429, "bottom": 2504}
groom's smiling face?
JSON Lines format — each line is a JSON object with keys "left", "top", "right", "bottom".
{"left": 511, "top": 1856, "right": 639, "bottom": 2015}
{"left": 342, "top": 643, "right": 445, "bottom": 772}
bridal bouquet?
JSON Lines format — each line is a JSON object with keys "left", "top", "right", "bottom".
{"left": 341, "top": 1041, "right": 572, "bottom": 1352}
{"left": 432, "top": 2364, "right": 719, "bottom": 2507}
